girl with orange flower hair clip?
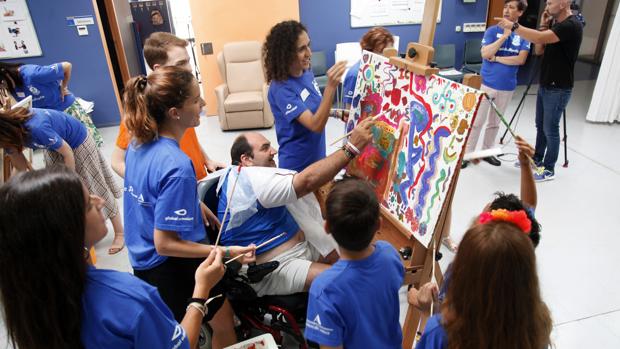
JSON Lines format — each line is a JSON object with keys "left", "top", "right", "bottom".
{"left": 407, "top": 136, "right": 542, "bottom": 314}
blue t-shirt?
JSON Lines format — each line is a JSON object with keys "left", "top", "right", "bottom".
{"left": 15, "top": 63, "right": 76, "bottom": 111}
{"left": 124, "top": 137, "right": 205, "bottom": 270}
{"left": 342, "top": 60, "right": 361, "bottom": 105}
{"left": 480, "top": 26, "right": 530, "bottom": 91}
{"left": 217, "top": 171, "right": 298, "bottom": 255}
{"left": 268, "top": 70, "right": 325, "bottom": 172}
{"left": 82, "top": 266, "right": 189, "bottom": 349}
{"left": 416, "top": 315, "right": 448, "bottom": 349}
{"left": 24, "top": 108, "right": 87, "bottom": 150}
{"left": 305, "top": 241, "right": 404, "bottom": 348}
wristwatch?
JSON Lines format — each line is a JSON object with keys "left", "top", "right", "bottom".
{"left": 511, "top": 22, "right": 520, "bottom": 32}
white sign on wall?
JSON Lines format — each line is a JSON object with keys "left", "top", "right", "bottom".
{"left": 0, "top": 0, "right": 42, "bottom": 59}
{"left": 351, "top": 0, "right": 442, "bottom": 28}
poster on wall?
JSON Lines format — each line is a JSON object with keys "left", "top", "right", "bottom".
{"left": 0, "top": 0, "right": 42, "bottom": 59}
{"left": 350, "top": 0, "right": 442, "bottom": 28}
{"left": 130, "top": 0, "right": 173, "bottom": 46}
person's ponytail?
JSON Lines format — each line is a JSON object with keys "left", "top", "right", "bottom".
{"left": 123, "top": 75, "right": 157, "bottom": 144}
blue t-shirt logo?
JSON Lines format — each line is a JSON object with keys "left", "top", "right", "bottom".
{"left": 171, "top": 324, "right": 185, "bottom": 342}
{"left": 306, "top": 314, "right": 334, "bottom": 336}
{"left": 312, "top": 79, "right": 321, "bottom": 95}
{"left": 28, "top": 85, "right": 40, "bottom": 95}
{"left": 165, "top": 208, "right": 193, "bottom": 222}
{"left": 480, "top": 26, "right": 531, "bottom": 91}
{"left": 285, "top": 103, "right": 298, "bottom": 116}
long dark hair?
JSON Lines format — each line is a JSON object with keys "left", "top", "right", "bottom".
{"left": 0, "top": 62, "right": 24, "bottom": 94}
{"left": 0, "top": 167, "right": 87, "bottom": 349}
{"left": 442, "top": 222, "right": 552, "bottom": 349}
{"left": 122, "top": 66, "right": 195, "bottom": 144}
{"left": 0, "top": 106, "right": 31, "bottom": 151}
{"left": 263, "top": 20, "right": 307, "bottom": 82}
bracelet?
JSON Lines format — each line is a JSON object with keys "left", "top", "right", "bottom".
{"left": 225, "top": 246, "right": 230, "bottom": 259}
{"left": 346, "top": 141, "right": 361, "bottom": 156}
{"left": 342, "top": 146, "right": 356, "bottom": 160}
{"left": 186, "top": 302, "right": 206, "bottom": 317}
{"left": 188, "top": 297, "right": 208, "bottom": 304}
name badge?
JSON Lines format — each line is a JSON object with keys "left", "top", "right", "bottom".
{"left": 300, "top": 88, "right": 310, "bottom": 102}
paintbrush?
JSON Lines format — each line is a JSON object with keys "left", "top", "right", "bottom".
{"left": 329, "top": 109, "right": 391, "bottom": 146}
{"left": 483, "top": 93, "right": 540, "bottom": 172}
{"left": 224, "top": 232, "right": 288, "bottom": 265}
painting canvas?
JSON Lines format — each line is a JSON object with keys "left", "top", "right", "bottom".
{"left": 345, "top": 51, "right": 482, "bottom": 247}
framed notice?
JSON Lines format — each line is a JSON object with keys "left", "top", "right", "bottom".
{"left": 351, "top": 0, "right": 442, "bottom": 28}
{"left": 0, "top": 0, "right": 42, "bottom": 59}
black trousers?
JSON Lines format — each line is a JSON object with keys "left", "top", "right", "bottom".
{"left": 134, "top": 256, "right": 225, "bottom": 322}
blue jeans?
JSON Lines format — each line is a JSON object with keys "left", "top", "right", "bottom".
{"left": 534, "top": 87, "right": 572, "bottom": 173}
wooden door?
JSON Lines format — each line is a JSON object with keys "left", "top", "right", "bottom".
{"left": 487, "top": 0, "right": 505, "bottom": 28}
{"left": 187, "top": 0, "right": 300, "bottom": 115}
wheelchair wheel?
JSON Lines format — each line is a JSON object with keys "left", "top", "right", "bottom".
{"left": 198, "top": 323, "right": 213, "bottom": 349}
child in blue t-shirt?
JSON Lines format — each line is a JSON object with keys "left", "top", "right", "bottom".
{"left": 305, "top": 178, "right": 404, "bottom": 348}
{"left": 416, "top": 209, "right": 552, "bottom": 349}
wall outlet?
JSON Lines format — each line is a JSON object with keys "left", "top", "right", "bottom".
{"left": 463, "top": 22, "right": 487, "bottom": 33}
{"left": 455, "top": 25, "right": 462, "bottom": 32}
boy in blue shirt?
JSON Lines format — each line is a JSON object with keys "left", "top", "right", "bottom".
{"left": 305, "top": 179, "right": 404, "bottom": 348}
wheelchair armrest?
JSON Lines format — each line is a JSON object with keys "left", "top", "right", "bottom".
{"left": 247, "top": 261, "right": 280, "bottom": 283}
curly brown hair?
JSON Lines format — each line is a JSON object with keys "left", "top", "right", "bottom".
{"left": 263, "top": 20, "right": 307, "bottom": 83}
{"left": 360, "top": 27, "right": 394, "bottom": 53}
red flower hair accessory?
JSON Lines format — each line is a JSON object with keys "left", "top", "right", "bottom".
{"left": 478, "top": 209, "right": 532, "bottom": 234}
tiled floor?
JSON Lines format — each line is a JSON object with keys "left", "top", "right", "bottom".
{"left": 2, "top": 79, "right": 619, "bottom": 348}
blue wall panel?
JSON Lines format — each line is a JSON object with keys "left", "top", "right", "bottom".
{"left": 3, "top": 0, "right": 121, "bottom": 127}
{"left": 299, "top": 0, "right": 488, "bottom": 70}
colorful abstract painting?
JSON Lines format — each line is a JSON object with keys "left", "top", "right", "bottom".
{"left": 345, "top": 51, "right": 482, "bottom": 247}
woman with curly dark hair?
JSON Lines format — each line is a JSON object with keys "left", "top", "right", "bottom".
{"left": 342, "top": 27, "right": 394, "bottom": 107}
{"left": 264, "top": 20, "right": 346, "bottom": 172}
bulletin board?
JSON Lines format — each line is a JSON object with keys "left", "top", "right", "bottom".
{"left": 130, "top": 0, "right": 174, "bottom": 46}
{"left": 0, "top": 0, "right": 42, "bottom": 59}
{"left": 350, "top": 0, "right": 442, "bottom": 28}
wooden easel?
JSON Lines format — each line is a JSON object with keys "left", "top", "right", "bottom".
{"left": 379, "top": 1, "right": 480, "bottom": 347}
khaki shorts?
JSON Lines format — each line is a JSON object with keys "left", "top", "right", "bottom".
{"left": 250, "top": 241, "right": 321, "bottom": 297}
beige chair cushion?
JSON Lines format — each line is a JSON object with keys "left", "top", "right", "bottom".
{"left": 223, "top": 41, "right": 264, "bottom": 93}
{"left": 224, "top": 91, "right": 263, "bottom": 113}
{"left": 226, "top": 60, "right": 264, "bottom": 93}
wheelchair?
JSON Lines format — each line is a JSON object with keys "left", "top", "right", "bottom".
{"left": 198, "top": 174, "right": 318, "bottom": 349}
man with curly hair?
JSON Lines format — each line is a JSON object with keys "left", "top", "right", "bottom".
{"left": 264, "top": 20, "right": 347, "bottom": 172}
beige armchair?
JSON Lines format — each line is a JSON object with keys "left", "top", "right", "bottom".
{"left": 215, "top": 41, "right": 274, "bottom": 130}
